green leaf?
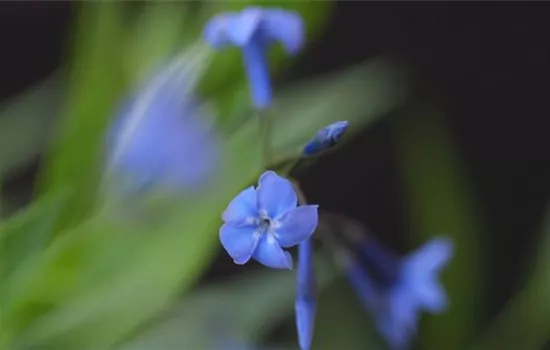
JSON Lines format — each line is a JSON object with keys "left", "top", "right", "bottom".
{"left": 39, "top": 2, "right": 127, "bottom": 232}
{"left": 0, "top": 191, "right": 68, "bottom": 284}
{"left": 122, "top": 2, "right": 194, "bottom": 86}
{"left": 393, "top": 103, "right": 487, "bottom": 349}
{"left": 0, "top": 72, "right": 64, "bottom": 178}
{"left": 472, "top": 205, "right": 550, "bottom": 350}
{"left": 120, "top": 255, "right": 337, "bottom": 349}
{"left": 269, "top": 60, "right": 407, "bottom": 163}
{"left": 1, "top": 117, "right": 263, "bottom": 349}
{"left": 312, "top": 278, "right": 384, "bottom": 350}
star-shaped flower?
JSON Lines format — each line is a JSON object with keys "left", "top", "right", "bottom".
{"left": 220, "top": 171, "right": 318, "bottom": 269}
{"left": 204, "top": 7, "right": 304, "bottom": 108}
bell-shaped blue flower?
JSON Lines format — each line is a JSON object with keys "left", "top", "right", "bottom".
{"left": 303, "top": 121, "right": 349, "bottom": 156}
{"left": 107, "top": 54, "right": 219, "bottom": 194}
{"left": 345, "top": 237, "right": 453, "bottom": 350}
{"left": 295, "top": 238, "right": 316, "bottom": 350}
{"left": 220, "top": 171, "right": 318, "bottom": 269}
{"left": 203, "top": 7, "right": 304, "bottom": 108}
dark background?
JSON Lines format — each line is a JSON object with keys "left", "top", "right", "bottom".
{"left": 1, "top": 1, "right": 550, "bottom": 340}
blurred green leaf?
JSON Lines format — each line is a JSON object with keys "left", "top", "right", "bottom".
{"left": 0, "top": 191, "right": 68, "bottom": 284}
{"left": 123, "top": 2, "right": 193, "bottom": 86}
{"left": 312, "top": 277, "right": 383, "bottom": 350}
{"left": 120, "top": 255, "right": 337, "bottom": 349}
{"left": 1, "top": 58, "right": 404, "bottom": 349}
{"left": 1, "top": 112, "right": 263, "bottom": 349}
{"left": 393, "top": 103, "right": 487, "bottom": 349}
{"left": 269, "top": 60, "right": 406, "bottom": 164}
{"left": 472, "top": 204, "right": 550, "bottom": 350}
{"left": 38, "top": 3, "right": 127, "bottom": 232}
{"left": 0, "top": 73, "right": 64, "bottom": 178}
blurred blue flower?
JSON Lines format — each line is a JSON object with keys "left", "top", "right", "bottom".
{"left": 220, "top": 171, "right": 318, "bottom": 269}
{"left": 303, "top": 121, "right": 349, "bottom": 156}
{"left": 107, "top": 55, "right": 219, "bottom": 194}
{"left": 204, "top": 7, "right": 304, "bottom": 108}
{"left": 295, "top": 238, "right": 316, "bottom": 350}
{"left": 345, "top": 237, "right": 453, "bottom": 349}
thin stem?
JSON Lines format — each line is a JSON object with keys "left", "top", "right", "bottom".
{"left": 259, "top": 109, "right": 272, "bottom": 168}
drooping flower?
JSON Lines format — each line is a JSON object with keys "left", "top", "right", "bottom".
{"left": 107, "top": 51, "right": 219, "bottom": 194}
{"left": 203, "top": 7, "right": 304, "bottom": 108}
{"left": 220, "top": 171, "right": 318, "bottom": 269}
{"left": 344, "top": 236, "right": 454, "bottom": 349}
{"left": 303, "top": 121, "right": 349, "bottom": 156}
{"left": 295, "top": 238, "right": 316, "bottom": 350}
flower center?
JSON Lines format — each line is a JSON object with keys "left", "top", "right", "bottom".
{"left": 261, "top": 217, "right": 271, "bottom": 227}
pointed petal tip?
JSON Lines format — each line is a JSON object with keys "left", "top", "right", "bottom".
{"left": 295, "top": 298, "right": 316, "bottom": 350}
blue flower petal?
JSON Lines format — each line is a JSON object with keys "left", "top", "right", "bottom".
{"left": 274, "top": 205, "right": 319, "bottom": 248}
{"left": 203, "top": 13, "right": 237, "bottom": 49}
{"left": 401, "top": 236, "right": 453, "bottom": 313}
{"left": 262, "top": 9, "right": 305, "bottom": 54}
{"left": 252, "top": 233, "right": 293, "bottom": 269}
{"left": 415, "top": 279, "right": 447, "bottom": 313}
{"left": 242, "top": 41, "right": 271, "bottom": 108}
{"left": 222, "top": 186, "right": 258, "bottom": 225}
{"left": 257, "top": 171, "right": 298, "bottom": 218}
{"left": 108, "top": 61, "right": 219, "bottom": 193}
{"left": 219, "top": 224, "right": 261, "bottom": 265}
{"left": 296, "top": 239, "right": 316, "bottom": 350}
{"left": 295, "top": 298, "right": 316, "bottom": 350}
{"left": 406, "top": 236, "right": 453, "bottom": 273}
{"left": 226, "top": 7, "right": 263, "bottom": 46}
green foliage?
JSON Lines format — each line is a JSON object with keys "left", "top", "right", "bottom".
{"left": 0, "top": 2, "right": 408, "bottom": 349}
{"left": 393, "top": 103, "right": 487, "bottom": 349}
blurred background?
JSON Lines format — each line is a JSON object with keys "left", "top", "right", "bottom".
{"left": 1, "top": 2, "right": 550, "bottom": 350}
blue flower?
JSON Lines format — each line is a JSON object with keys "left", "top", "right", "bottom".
{"left": 303, "top": 121, "right": 349, "bottom": 156}
{"left": 345, "top": 237, "right": 453, "bottom": 349}
{"left": 220, "top": 171, "right": 318, "bottom": 269}
{"left": 107, "top": 54, "right": 219, "bottom": 194}
{"left": 295, "top": 238, "right": 316, "bottom": 350}
{"left": 204, "top": 7, "right": 304, "bottom": 108}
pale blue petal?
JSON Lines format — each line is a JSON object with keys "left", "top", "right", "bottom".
{"left": 406, "top": 236, "right": 454, "bottom": 273}
{"left": 226, "top": 7, "right": 263, "bottom": 46}
{"left": 203, "top": 13, "right": 237, "bottom": 49}
{"left": 219, "top": 224, "right": 261, "bottom": 265}
{"left": 252, "top": 233, "right": 293, "bottom": 269}
{"left": 274, "top": 205, "right": 319, "bottom": 248}
{"left": 262, "top": 9, "right": 305, "bottom": 54}
{"left": 257, "top": 171, "right": 298, "bottom": 218}
{"left": 222, "top": 186, "right": 258, "bottom": 225}
{"left": 108, "top": 63, "right": 219, "bottom": 193}
{"left": 415, "top": 280, "right": 447, "bottom": 313}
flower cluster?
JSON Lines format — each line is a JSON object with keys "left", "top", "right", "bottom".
{"left": 204, "top": 7, "right": 355, "bottom": 350}
{"left": 110, "top": 6, "right": 455, "bottom": 350}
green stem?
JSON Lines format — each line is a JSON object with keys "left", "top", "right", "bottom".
{"left": 258, "top": 109, "right": 271, "bottom": 168}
